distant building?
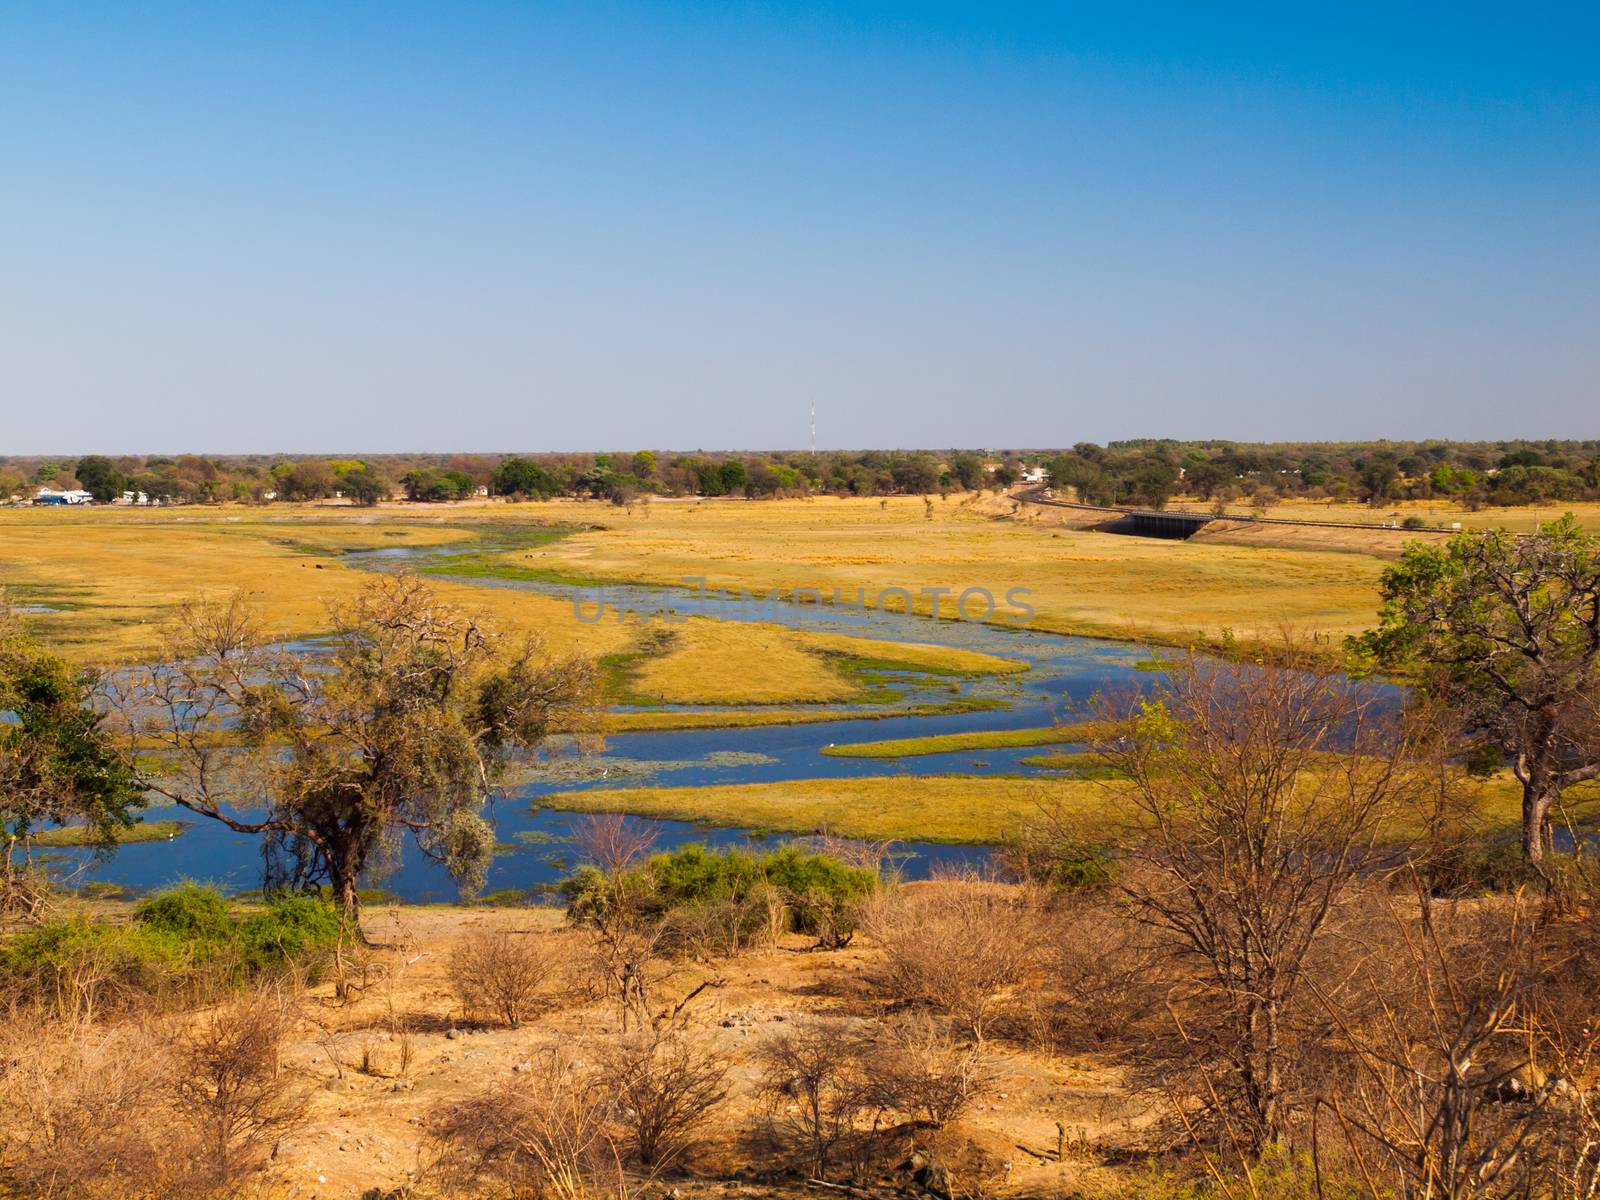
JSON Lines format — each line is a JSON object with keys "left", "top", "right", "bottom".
{"left": 112, "top": 490, "right": 151, "bottom": 505}
{"left": 1020, "top": 467, "right": 1047, "bottom": 484}
{"left": 33, "top": 488, "right": 94, "bottom": 505}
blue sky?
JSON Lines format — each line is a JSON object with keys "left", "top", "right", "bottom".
{"left": 2, "top": 2, "right": 1596, "bottom": 452}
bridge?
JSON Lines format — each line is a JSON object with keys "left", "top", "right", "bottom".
{"left": 1014, "top": 488, "right": 1215, "bottom": 538}
{"left": 1121, "top": 509, "right": 1215, "bottom": 538}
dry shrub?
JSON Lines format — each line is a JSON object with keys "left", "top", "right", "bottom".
{"left": 0, "top": 985, "right": 303, "bottom": 1200}
{"left": 448, "top": 925, "right": 558, "bottom": 1027}
{"left": 0, "top": 1012, "right": 190, "bottom": 1199}
{"left": 1305, "top": 887, "right": 1600, "bottom": 1200}
{"left": 597, "top": 1028, "right": 730, "bottom": 1168}
{"left": 0, "top": 1017, "right": 178, "bottom": 1200}
{"left": 173, "top": 985, "right": 306, "bottom": 1192}
{"left": 757, "top": 1016, "right": 874, "bottom": 1181}
{"left": 859, "top": 877, "right": 1044, "bottom": 1044}
{"left": 1036, "top": 889, "right": 1162, "bottom": 1047}
{"left": 866, "top": 1011, "right": 993, "bottom": 1128}
{"left": 660, "top": 887, "right": 786, "bottom": 958}
{"left": 430, "top": 1046, "right": 626, "bottom": 1199}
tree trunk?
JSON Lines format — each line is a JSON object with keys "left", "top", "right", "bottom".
{"left": 1522, "top": 778, "right": 1551, "bottom": 867}
{"left": 334, "top": 857, "right": 362, "bottom": 929}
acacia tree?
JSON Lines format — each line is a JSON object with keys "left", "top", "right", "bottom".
{"left": 0, "top": 597, "right": 143, "bottom": 913}
{"left": 1358, "top": 517, "right": 1600, "bottom": 867}
{"left": 1096, "top": 643, "right": 1436, "bottom": 1155}
{"left": 115, "top": 575, "right": 601, "bottom": 924}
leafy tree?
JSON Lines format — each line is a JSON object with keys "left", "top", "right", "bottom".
{"left": 400, "top": 468, "right": 473, "bottom": 502}
{"left": 338, "top": 464, "right": 390, "bottom": 506}
{"left": 114, "top": 576, "right": 602, "bottom": 924}
{"left": 889, "top": 455, "right": 939, "bottom": 495}
{"left": 1, "top": 599, "right": 143, "bottom": 905}
{"left": 73, "top": 455, "right": 125, "bottom": 503}
{"left": 717, "top": 460, "right": 747, "bottom": 496}
{"left": 948, "top": 453, "right": 984, "bottom": 491}
{"left": 492, "top": 456, "right": 557, "bottom": 499}
{"left": 1357, "top": 517, "right": 1600, "bottom": 866}
{"left": 629, "top": 450, "right": 657, "bottom": 481}
{"left": 693, "top": 461, "right": 726, "bottom": 496}
{"left": 1358, "top": 452, "right": 1401, "bottom": 505}
{"left": 271, "top": 460, "right": 335, "bottom": 501}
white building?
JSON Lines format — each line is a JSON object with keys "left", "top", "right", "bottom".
{"left": 33, "top": 488, "right": 94, "bottom": 505}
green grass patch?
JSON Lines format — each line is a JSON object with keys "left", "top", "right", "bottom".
{"left": 541, "top": 773, "right": 1102, "bottom": 844}
{"left": 821, "top": 721, "right": 1108, "bottom": 759}
{"left": 30, "top": 819, "right": 187, "bottom": 847}
{"left": 601, "top": 696, "right": 1011, "bottom": 733}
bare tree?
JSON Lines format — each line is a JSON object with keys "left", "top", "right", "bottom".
{"left": 1098, "top": 641, "right": 1438, "bottom": 1154}
{"left": 567, "top": 815, "right": 676, "bottom": 1030}
{"left": 112, "top": 575, "right": 601, "bottom": 925}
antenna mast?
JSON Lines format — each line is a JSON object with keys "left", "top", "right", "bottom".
{"left": 810, "top": 401, "right": 816, "bottom": 456}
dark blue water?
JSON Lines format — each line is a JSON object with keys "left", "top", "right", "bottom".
{"left": 68, "top": 546, "right": 1174, "bottom": 900}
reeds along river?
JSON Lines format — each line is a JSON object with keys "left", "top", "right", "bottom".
{"left": 64, "top": 549, "right": 1383, "bottom": 902}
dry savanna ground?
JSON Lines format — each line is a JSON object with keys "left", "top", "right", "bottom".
{"left": 15, "top": 898, "right": 1153, "bottom": 1200}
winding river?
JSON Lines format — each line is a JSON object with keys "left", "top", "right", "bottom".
{"left": 71, "top": 543, "right": 1177, "bottom": 901}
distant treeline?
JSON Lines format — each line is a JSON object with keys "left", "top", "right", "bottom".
{"left": 1044, "top": 439, "right": 1600, "bottom": 511}
{"left": 5, "top": 439, "right": 1599, "bottom": 509}
{"left": 0, "top": 449, "right": 1002, "bottom": 506}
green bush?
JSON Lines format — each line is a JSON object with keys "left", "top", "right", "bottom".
{"left": 238, "top": 895, "right": 344, "bottom": 972}
{"left": 0, "top": 916, "right": 197, "bottom": 1001}
{"left": 562, "top": 844, "right": 878, "bottom": 941}
{"left": 134, "top": 881, "right": 236, "bottom": 949}
{"left": 0, "top": 884, "right": 342, "bottom": 1008}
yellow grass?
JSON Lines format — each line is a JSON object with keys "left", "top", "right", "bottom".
{"left": 481, "top": 495, "right": 1390, "bottom": 646}
{"left": 540, "top": 773, "right": 1086, "bottom": 843}
{"left": 540, "top": 767, "right": 1580, "bottom": 845}
{"left": 0, "top": 505, "right": 1019, "bottom": 707}
{"left": 821, "top": 722, "right": 1106, "bottom": 758}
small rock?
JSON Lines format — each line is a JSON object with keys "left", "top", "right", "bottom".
{"left": 391, "top": 1078, "right": 415, "bottom": 1092}
{"left": 445, "top": 1028, "right": 461, "bottom": 1040}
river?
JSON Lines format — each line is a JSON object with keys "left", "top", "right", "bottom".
{"left": 70, "top": 542, "right": 1177, "bottom": 901}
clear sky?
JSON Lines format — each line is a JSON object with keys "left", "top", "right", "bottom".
{"left": 2, "top": 2, "right": 1596, "bottom": 453}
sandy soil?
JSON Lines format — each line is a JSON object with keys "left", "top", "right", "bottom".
{"left": 261, "top": 904, "right": 1154, "bottom": 1199}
